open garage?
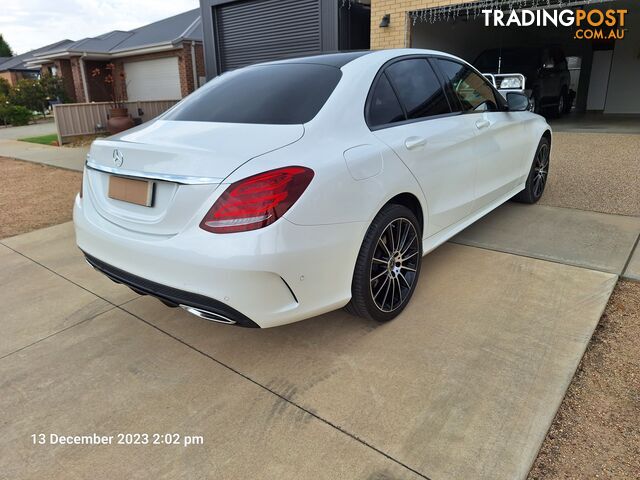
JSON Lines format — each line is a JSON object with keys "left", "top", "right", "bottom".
{"left": 404, "top": 0, "right": 638, "bottom": 127}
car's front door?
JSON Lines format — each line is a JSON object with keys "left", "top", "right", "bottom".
{"left": 367, "top": 57, "right": 478, "bottom": 237}
{"left": 435, "top": 58, "right": 528, "bottom": 209}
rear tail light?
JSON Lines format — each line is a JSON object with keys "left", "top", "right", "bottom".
{"left": 200, "top": 166, "right": 314, "bottom": 234}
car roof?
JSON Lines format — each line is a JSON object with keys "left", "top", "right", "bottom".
{"left": 258, "top": 49, "right": 464, "bottom": 71}
{"left": 261, "top": 51, "right": 375, "bottom": 68}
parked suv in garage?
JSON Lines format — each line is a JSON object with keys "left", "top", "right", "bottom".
{"left": 474, "top": 45, "right": 573, "bottom": 117}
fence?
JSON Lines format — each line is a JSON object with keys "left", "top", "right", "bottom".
{"left": 53, "top": 100, "right": 178, "bottom": 144}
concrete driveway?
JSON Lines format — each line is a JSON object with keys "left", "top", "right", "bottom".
{"left": 2, "top": 202, "right": 638, "bottom": 479}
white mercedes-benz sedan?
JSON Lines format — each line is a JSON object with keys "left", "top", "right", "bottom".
{"left": 75, "top": 49, "right": 551, "bottom": 328}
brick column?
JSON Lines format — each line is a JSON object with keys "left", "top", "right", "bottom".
{"left": 112, "top": 60, "right": 128, "bottom": 102}
{"left": 178, "top": 42, "right": 206, "bottom": 97}
{"left": 178, "top": 44, "right": 193, "bottom": 97}
{"left": 56, "top": 59, "right": 77, "bottom": 102}
{"left": 69, "top": 56, "right": 88, "bottom": 103}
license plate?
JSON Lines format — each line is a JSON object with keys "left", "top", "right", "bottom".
{"left": 108, "top": 176, "right": 154, "bottom": 207}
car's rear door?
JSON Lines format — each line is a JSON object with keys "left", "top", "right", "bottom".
{"left": 435, "top": 58, "right": 528, "bottom": 209}
{"left": 368, "top": 57, "right": 478, "bottom": 237}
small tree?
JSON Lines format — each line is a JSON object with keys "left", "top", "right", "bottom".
{"left": 40, "top": 74, "right": 68, "bottom": 103}
{"left": 0, "top": 34, "right": 13, "bottom": 57}
{"left": 8, "top": 79, "right": 47, "bottom": 115}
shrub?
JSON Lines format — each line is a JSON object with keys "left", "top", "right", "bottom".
{"left": 8, "top": 79, "right": 46, "bottom": 114}
{"left": 6, "top": 105, "right": 33, "bottom": 126}
{"left": 0, "top": 97, "right": 9, "bottom": 125}
{"left": 0, "top": 77, "right": 10, "bottom": 97}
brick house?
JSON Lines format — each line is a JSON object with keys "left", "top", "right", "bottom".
{"left": 0, "top": 59, "right": 37, "bottom": 87}
{"left": 26, "top": 9, "right": 205, "bottom": 103}
{"left": 0, "top": 40, "right": 73, "bottom": 87}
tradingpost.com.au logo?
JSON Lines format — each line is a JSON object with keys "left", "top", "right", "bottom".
{"left": 482, "top": 8, "right": 628, "bottom": 40}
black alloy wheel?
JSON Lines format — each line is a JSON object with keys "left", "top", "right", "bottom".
{"left": 513, "top": 136, "right": 550, "bottom": 204}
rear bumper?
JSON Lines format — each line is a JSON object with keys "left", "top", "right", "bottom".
{"left": 74, "top": 194, "right": 365, "bottom": 328}
{"left": 84, "top": 252, "right": 260, "bottom": 328}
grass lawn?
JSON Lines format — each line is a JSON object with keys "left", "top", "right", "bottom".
{"left": 18, "top": 133, "right": 58, "bottom": 145}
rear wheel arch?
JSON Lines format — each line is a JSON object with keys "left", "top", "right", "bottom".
{"left": 384, "top": 192, "right": 424, "bottom": 236}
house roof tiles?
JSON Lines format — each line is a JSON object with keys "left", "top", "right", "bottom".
{"left": 32, "top": 9, "right": 202, "bottom": 61}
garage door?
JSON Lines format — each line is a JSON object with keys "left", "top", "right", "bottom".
{"left": 124, "top": 57, "right": 182, "bottom": 101}
{"left": 215, "top": 0, "right": 321, "bottom": 72}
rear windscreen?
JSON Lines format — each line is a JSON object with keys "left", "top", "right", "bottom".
{"left": 164, "top": 64, "right": 342, "bottom": 125}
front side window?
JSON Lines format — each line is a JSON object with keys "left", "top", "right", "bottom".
{"left": 164, "top": 64, "right": 342, "bottom": 125}
{"left": 437, "top": 59, "right": 498, "bottom": 113}
{"left": 385, "top": 59, "right": 450, "bottom": 120}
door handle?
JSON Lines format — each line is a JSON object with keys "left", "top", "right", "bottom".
{"left": 475, "top": 119, "right": 491, "bottom": 130}
{"left": 405, "top": 136, "right": 427, "bottom": 150}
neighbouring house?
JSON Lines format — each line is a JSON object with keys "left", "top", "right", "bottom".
{"left": 0, "top": 40, "right": 73, "bottom": 86}
{"left": 26, "top": 9, "right": 205, "bottom": 103}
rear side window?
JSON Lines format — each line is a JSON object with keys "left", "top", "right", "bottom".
{"left": 164, "top": 64, "right": 342, "bottom": 124}
{"left": 437, "top": 59, "right": 498, "bottom": 112}
{"left": 385, "top": 59, "right": 450, "bottom": 119}
{"left": 367, "top": 74, "right": 405, "bottom": 127}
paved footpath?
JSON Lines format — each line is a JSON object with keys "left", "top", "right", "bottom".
{"left": 1, "top": 200, "right": 638, "bottom": 479}
{"left": 0, "top": 121, "right": 56, "bottom": 140}
{"left": 0, "top": 139, "right": 86, "bottom": 171}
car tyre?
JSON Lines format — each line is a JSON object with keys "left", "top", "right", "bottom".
{"left": 561, "top": 89, "right": 573, "bottom": 114}
{"left": 346, "top": 204, "right": 422, "bottom": 322}
{"left": 549, "top": 88, "right": 567, "bottom": 118}
{"left": 513, "top": 136, "right": 550, "bottom": 204}
{"left": 529, "top": 91, "right": 541, "bottom": 114}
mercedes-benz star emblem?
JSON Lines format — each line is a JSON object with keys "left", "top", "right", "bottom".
{"left": 113, "top": 149, "right": 124, "bottom": 167}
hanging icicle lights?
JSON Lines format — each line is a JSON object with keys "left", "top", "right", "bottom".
{"left": 410, "top": 0, "right": 611, "bottom": 25}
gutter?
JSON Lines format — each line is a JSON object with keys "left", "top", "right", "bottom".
{"left": 110, "top": 43, "right": 177, "bottom": 57}
{"left": 25, "top": 43, "right": 180, "bottom": 66}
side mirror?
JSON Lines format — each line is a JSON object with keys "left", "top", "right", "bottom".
{"left": 507, "top": 92, "right": 530, "bottom": 112}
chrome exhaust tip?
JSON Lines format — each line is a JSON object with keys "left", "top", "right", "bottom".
{"left": 179, "top": 305, "right": 236, "bottom": 325}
